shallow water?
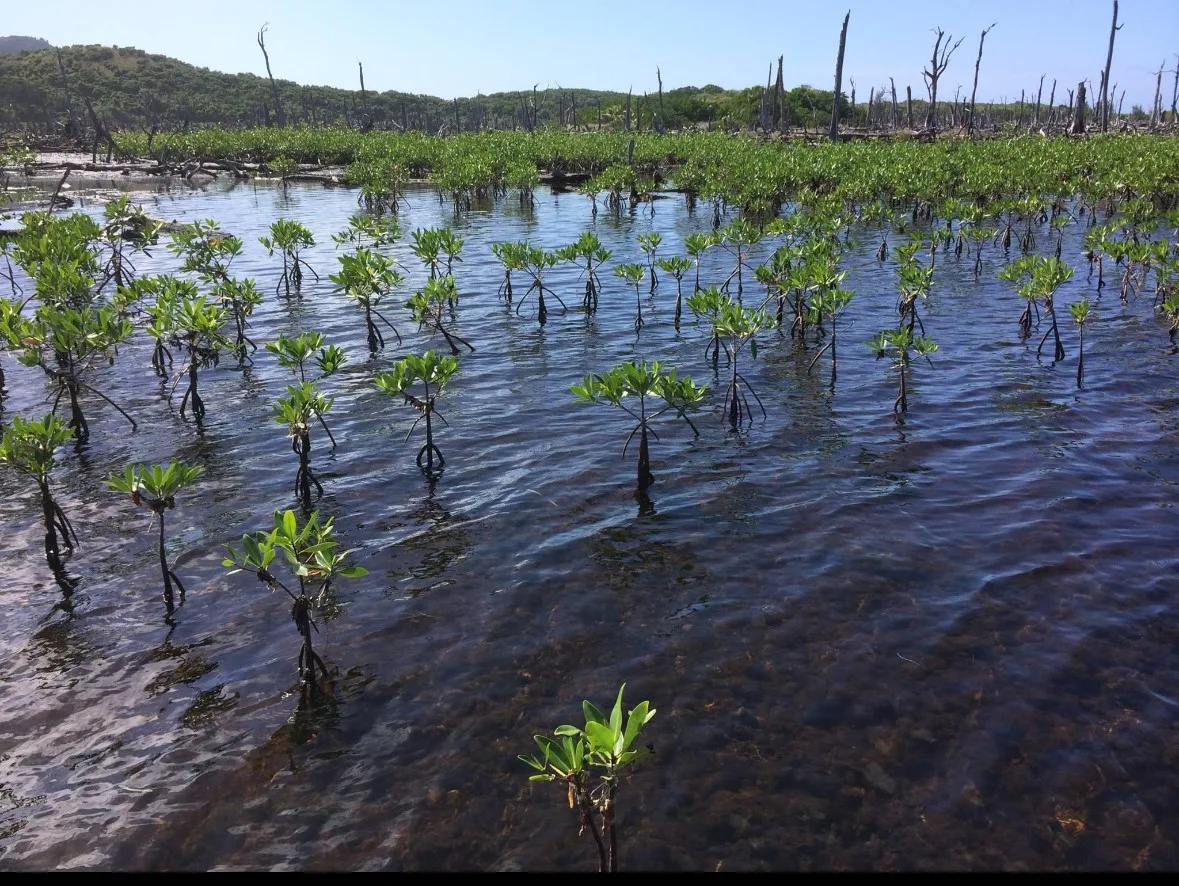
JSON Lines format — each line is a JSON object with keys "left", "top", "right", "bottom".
{"left": 2, "top": 179, "right": 1179, "bottom": 871}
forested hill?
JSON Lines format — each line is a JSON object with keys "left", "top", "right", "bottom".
{"left": 0, "top": 43, "right": 844, "bottom": 134}
{"left": 0, "top": 36, "right": 50, "bottom": 55}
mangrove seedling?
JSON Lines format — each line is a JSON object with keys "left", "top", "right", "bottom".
{"left": 330, "top": 247, "right": 405, "bottom": 352}
{"left": 684, "top": 232, "right": 714, "bottom": 294}
{"left": 656, "top": 256, "right": 691, "bottom": 327}
{"left": 712, "top": 299, "right": 772, "bottom": 428}
{"left": 492, "top": 241, "right": 528, "bottom": 305}
{"left": 104, "top": 461, "right": 202, "bottom": 610}
{"left": 519, "top": 684, "right": 656, "bottom": 873}
{"left": 98, "top": 196, "right": 161, "bottom": 291}
{"left": 168, "top": 219, "right": 242, "bottom": 287}
{"left": 213, "top": 277, "right": 264, "bottom": 365}
{"left": 260, "top": 218, "right": 318, "bottom": 297}
{"left": 637, "top": 232, "right": 661, "bottom": 291}
{"left": 1069, "top": 299, "right": 1092, "bottom": 388}
{"left": 999, "top": 255, "right": 1073, "bottom": 362}
{"left": 407, "top": 275, "right": 475, "bottom": 355}
{"left": 410, "top": 227, "right": 445, "bottom": 279}
{"left": 0, "top": 413, "right": 78, "bottom": 579}
{"left": 686, "top": 285, "right": 729, "bottom": 367}
{"left": 274, "top": 381, "right": 333, "bottom": 509}
{"left": 170, "top": 293, "right": 232, "bottom": 421}
{"left": 266, "top": 330, "right": 346, "bottom": 448}
{"left": 6, "top": 302, "right": 136, "bottom": 443}
{"left": 614, "top": 262, "right": 647, "bottom": 332}
{"left": 806, "top": 288, "right": 855, "bottom": 385}
{"left": 373, "top": 351, "right": 459, "bottom": 476}
{"left": 571, "top": 361, "right": 705, "bottom": 493}
{"left": 557, "top": 232, "right": 611, "bottom": 315}
{"left": 718, "top": 218, "right": 760, "bottom": 298}
{"left": 331, "top": 212, "right": 401, "bottom": 251}
{"left": 517, "top": 245, "right": 566, "bottom": 325}
{"left": 224, "top": 509, "right": 366, "bottom": 686}
{"left": 867, "top": 327, "right": 938, "bottom": 415}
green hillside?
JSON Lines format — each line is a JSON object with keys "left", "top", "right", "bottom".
{"left": 0, "top": 43, "right": 846, "bottom": 134}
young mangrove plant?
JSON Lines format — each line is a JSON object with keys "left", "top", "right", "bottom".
{"left": 999, "top": 255, "right": 1073, "bottom": 362}
{"left": 614, "top": 262, "right": 647, "bottom": 332}
{"left": 408, "top": 275, "right": 475, "bottom": 355}
{"left": 266, "top": 330, "right": 346, "bottom": 446}
{"left": 571, "top": 361, "right": 705, "bottom": 493}
{"left": 894, "top": 241, "right": 933, "bottom": 336}
{"left": 213, "top": 277, "right": 264, "bottom": 365}
{"left": 718, "top": 218, "right": 760, "bottom": 299}
{"left": 0, "top": 413, "right": 78, "bottom": 580}
{"left": 517, "top": 245, "right": 565, "bottom": 325}
{"left": 519, "top": 684, "right": 656, "bottom": 873}
{"left": 98, "top": 196, "right": 161, "bottom": 291}
{"left": 274, "top": 381, "right": 333, "bottom": 510}
{"left": 170, "top": 293, "right": 232, "bottom": 421}
{"left": 686, "top": 285, "right": 729, "bottom": 367}
{"left": 373, "top": 351, "right": 459, "bottom": 477}
{"left": 1070, "top": 299, "right": 1092, "bottom": 388}
{"left": 168, "top": 219, "right": 242, "bottom": 287}
{"left": 331, "top": 247, "right": 404, "bottom": 352}
{"left": 557, "top": 232, "right": 611, "bottom": 315}
{"left": 492, "top": 241, "right": 528, "bottom": 306}
{"left": 684, "top": 232, "right": 714, "bottom": 294}
{"left": 806, "top": 287, "right": 855, "bottom": 386}
{"left": 224, "top": 509, "right": 366, "bottom": 686}
{"left": 104, "top": 461, "right": 202, "bottom": 610}
{"left": 637, "top": 232, "right": 661, "bottom": 291}
{"left": 656, "top": 256, "right": 692, "bottom": 327}
{"left": 867, "top": 327, "right": 938, "bottom": 415}
{"left": 5, "top": 302, "right": 136, "bottom": 443}
{"left": 331, "top": 212, "right": 401, "bottom": 251}
{"left": 711, "top": 299, "right": 772, "bottom": 428}
{"left": 259, "top": 218, "right": 318, "bottom": 297}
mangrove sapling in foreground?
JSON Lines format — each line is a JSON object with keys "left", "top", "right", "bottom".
{"left": 556, "top": 232, "right": 611, "bottom": 315}
{"left": 274, "top": 381, "right": 334, "bottom": 510}
{"left": 170, "top": 294, "right": 232, "bottom": 421}
{"left": 213, "top": 277, "right": 264, "bottom": 365}
{"left": 1000, "top": 255, "right": 1074, "bottom": 362}
{"left": 637, "top": 232, "right": 661, "bottom": 292}
{"left": 224, "top": 509, "right": 366, "bottom": 686}
{"left": 867, "top": 327, "right": 938, "bottom": 416}
{"left": 373, "top": 351, "right": 459, "bottom": 476}
{"left": 517, "top": 246, "right": 566, "bottom": 325}
{"left": 686, "top": 285, "right": 729, "bottom": 367}
{"left": 571, "top": 360, "right": 705, "bottom": 494}
{"left": 97, "top": 196, "right": 161, "bottom": 291}
{"left": 330, "top": 247, "right": 405, "bottom": 352}
{"left": 614, "top": 263, "right": 647, "bottom": 332}
{"left": 1070, "top": 299, "right": 1092, "bottom": 388}
{"left": 711, "top": 299, "right": 773, "bottom": 428}
{"left": 266, "top": 331, "right": 346, "bottom": 448}
{"left": 718, "top": 219, "right": 761, "bottom": 299}
{"left": 519, "top": 684, "right": 656, "bottom": 873}
{"left": 894, "top": 241, "right": 933, "bottom": 336}
{"left": 656, "top": 256, "right": 691, "bottom": 327}
{"left": 683, "top": 232, "right": 714, "bottom": 294}
{"left": 104, "top": 461, "right": 202, "bottom": 610}
{"left": 407, "top": 276, "right": 475, "bottom": 355}
{"left": 0, "top": 413, "right": 78, "bottom": 580}
{"left": 806, "top": 287, "right": 855, "bottom": 386}
{"left": 331, "top": 213, "right": 401, "bottom": 252}
{"left": 5, "top": 301, "right": 136, "bottom": 443}
{"left": 168, "top": 219, "right": 242, "bottom": 288}
{"left": 260, "top": 219, "right": 319, "bottom": 297}
{"left": 491, "top": 241, "right": 528, "bottom": 306}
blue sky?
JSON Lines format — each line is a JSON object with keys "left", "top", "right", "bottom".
{"left": 8, "top": 0, "right": 1178, "bottom": 106}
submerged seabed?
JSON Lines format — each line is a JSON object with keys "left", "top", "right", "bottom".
{"left": 1, "top": 179, "right": 1179, "bottom": 871}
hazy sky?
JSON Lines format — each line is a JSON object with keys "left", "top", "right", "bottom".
{"left": 7, "top": 0, "right": 1179, "bottom": 106}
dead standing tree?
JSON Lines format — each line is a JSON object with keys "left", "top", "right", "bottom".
{"left": 829, "top": 11, "right": 850, "bottom": 140}
{"left": 922, "top": 28, "right": 964, "bottom": 131}
{"left": 1099, "top": 0, "right": 1121, "bottom": 132}
{"left": 1071, "top": 80, "right": 1087, "bottom": 134}
{"left": 257, "top": 24, "right": 286, "bottom": 128}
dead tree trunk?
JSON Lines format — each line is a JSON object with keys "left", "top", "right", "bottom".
{"left": 1100, "top": 1, "right": 1121, "bottom": 132}
{"left": 1034, "top": 74, "right": 1045, "bottom": 126}
{"left": 257, "top": 25, "right": 286, "bottom": 128}
{"left": 625, "top": 88, "right": 632, "bottom": 132}
{"left": 923, "top": 28, "right": 964, "bottom": 131}
{"left": 657, "top": 67, "right": 666, "bottom": 133}
{"left": 829, "top": 11, "right": 850, "bottom": 141}
{"left": 1047, "top": 79, "right": 1057, "bottom": 125}
{"left": 774, "top": 56, "right": 784, "bottom": 131}
{"left": 1171, "top": 56, "right": 1179, "bottom": 124}
{"left": 906, "top": 85, "right": 913, "bottom": 128}
{"left": 1152, "top": 61, "right": 1165, "bottom": 128}
{"left": 867, "top": 88, "right": 874, "bottom": 128}
{"left": 890, "top": 78, "right": 899, "bottom": 129}
{"left": 1071, "top": 81, "right": 1086, "bottom": 134}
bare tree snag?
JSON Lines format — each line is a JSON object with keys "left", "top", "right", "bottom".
{"left": 906, "top": 85, "right": 913, "bottom": 128}
{"left": 890, "top": 78, "right": 899, "bottom": 128}
{"left": 829, "top": 11, "right": 850, "bottom": 141}
{"left": 1171, "top": 55, "right": 1179, "bottom": 124}
{"left": 1100, "top": 1, "right": 1121, "bottom": 132}
{"left": 923, "top": 28, "right": 964, "bottom": 131}
{"left": 774, "top": 56, "right": 785, "bottom": 131}
{"left": 657, "top": 67, "right": 665, "bottom": 133}
{"left": 1048, "top": 79, "right": 1057, "bottom": 125}
{"left": 257, "top": 25, "right": 286, "bottom": 128}
{"left": 1034, "top": 74, "right": 1045, "bottom": 126}
{"left": 1152, "top": 60, "right": 1166, "bottom": 128}
{"left": 625, "top": 88, "right": 632, "bottom": 132}
{"left": 1071, "top": 80, "right": 1086, "bottom": 134}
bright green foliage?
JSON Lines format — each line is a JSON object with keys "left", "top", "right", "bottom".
{"left": 223, "top": 508, "right": 367, "bottom": 685}
{"left": 99, "top": 196, "right": 161, "bottom": 290}
{"left": 867, "top": 327, "right": 939, "bottom": 415}
{"left": 331, "top": 247, "right": 405, "bottom": 351}
{"left": 572, "top": 360, "right": 705, "bottom": 492}
{"left": 492, "top": 240, "right": 529, "bottom": 305}
{"left": 0, "top": 413, "right": 78, "bottom": 575}
{"left": 636, "top": 232, "right": 661, "bottom": 290}
{"left": 519, "top": 684, "right": 657, "bottom": 872}
{"left": 170, "top": 293, "right": 233, "bottom": 421}
{"left": 168, "top": 219, "right": 243, "bottom": 285}
{"left": 656, "top": 255, "right": 692, "bottom": 325}
{"left": 517, "top": 245, "right": 564, "bottom": 324}
{"left": 266, "top": 331, "right": 346, "bottom": 383}
{"left": 332, "top": 213, "right": 401, "bottom": 250}
{"left": 260, "top": 218, "right": 317, "bottom": 296}
{"left": 374, "top": 351, "right": 460, "bottom": 474}
{"left": 557, "top": 232, "right": 612, "bottom": 314}
{"left": 613, "top": 262, "right": 647, "bottom": 332}
{"left": 407, "top": 275, "right": 474, "bottom": 355}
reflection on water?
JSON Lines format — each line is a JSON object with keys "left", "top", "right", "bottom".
{"left": 1, "top": 178, "right": 1179, "bottom": 869}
